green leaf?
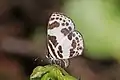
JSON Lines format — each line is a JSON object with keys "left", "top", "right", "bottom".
{"left": 30, "top": 64, "right": 77, "bottom": 80}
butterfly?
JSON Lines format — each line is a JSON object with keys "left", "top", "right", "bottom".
{"left": 47, "top": 12, "right": 84, "bottom": 68}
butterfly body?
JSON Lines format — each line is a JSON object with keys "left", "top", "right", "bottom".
{"left": 47, "top": 12, "right": 84, "bottom": 67}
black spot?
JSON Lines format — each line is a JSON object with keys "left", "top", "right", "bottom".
{"left": 57, "top": 51, "right": 63, "bottom": 58}
{"left": 48, "top": 35, "right": 58, "bottom": 47}
{"left": 50, "top": 18, "right": 54, "bottom": 20}
{"left": 76, "top": 51, "right": 78, "bottom": 54}
{"left": 60, "top": 18, "right": 62, "bottom": 20}
{"left": 61, "top": 28, "right": 69, "bottom": 36}
{"left": 68, "top": 27, "right": 72, "bottom": 31}
{"left": 66, "top": 22, "right": 69, "bottom": 26}
{"left": 71, "top": 40, "right": 76, "bottom": 49}
{"left": 73, "top": 33, "right": 75, "bottom": 37}
{"left": 62, "top": 23, "right": 65, "bottom": 26}
{"left": 76, "top": 37, "right": 78, "bottom": 40}
{"left": 68, "top": 33, "right": 72, "bottom": 40}
{"left": 56, "top": 17, "right": 59, "bottom": 20}
{"left": 58, "top": 45, "right": 63, "bottom": 53}
{"left": 79, "top": 47, "right": 83, "bottom": 50}
{"left": 77, "top": 40, "right": 79, "bottom": 43}
{"left": 70, "top": 49, "right": 75, "bottom": 57}
{"left": 48, "top": 21, "right": 60, "bottom": 29}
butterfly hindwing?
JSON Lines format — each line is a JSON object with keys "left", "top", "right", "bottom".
{"left": 55, "top": 30, "right": 84, "bottom": 59}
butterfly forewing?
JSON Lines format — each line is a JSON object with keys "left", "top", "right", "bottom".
{"left": 48, "top": 12, "right": 75, "bottom": 47}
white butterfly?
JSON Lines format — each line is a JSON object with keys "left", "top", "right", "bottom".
{"left": 47, "top": 12, "right": 84, "bottom": 67}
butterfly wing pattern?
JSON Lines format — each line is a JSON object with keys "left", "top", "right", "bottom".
{"left": 47, "top": 12, "right": 84, "bottom": 67}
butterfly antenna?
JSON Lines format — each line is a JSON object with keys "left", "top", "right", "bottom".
{"left": 34, "top": 57, "right": 39, "bottom": 61}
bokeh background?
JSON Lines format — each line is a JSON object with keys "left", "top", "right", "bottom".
{"left": 0, "top": 0, "right": 120, "bottom": 80}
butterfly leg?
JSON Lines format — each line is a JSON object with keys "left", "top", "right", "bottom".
{"left": 62, "top": 59, "right": 69, "bottom": 68}
{"left": 49, "top": 59, "right": 54, "bottom": 64}
{"left": 46, "top": 54, "right": 55, "bottom": 65}
{"left": 57, "top": 60, "right": 62, "bottom": 67}
{"left": 53, "top": 59, "right": 62, "bottom": 66}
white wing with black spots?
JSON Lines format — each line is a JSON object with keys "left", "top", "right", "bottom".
{"left": 55, "top": 30, "right": 84, "bottom": 59}
{"left": 48, "top": 12, "right": 75, "bottom": 47}
{"left": 47, "top": 12, "right": 84, "bottom": 67}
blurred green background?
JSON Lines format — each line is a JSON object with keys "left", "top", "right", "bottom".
{"left": 63, "top": 0, "right": 120, "bottom": 60}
